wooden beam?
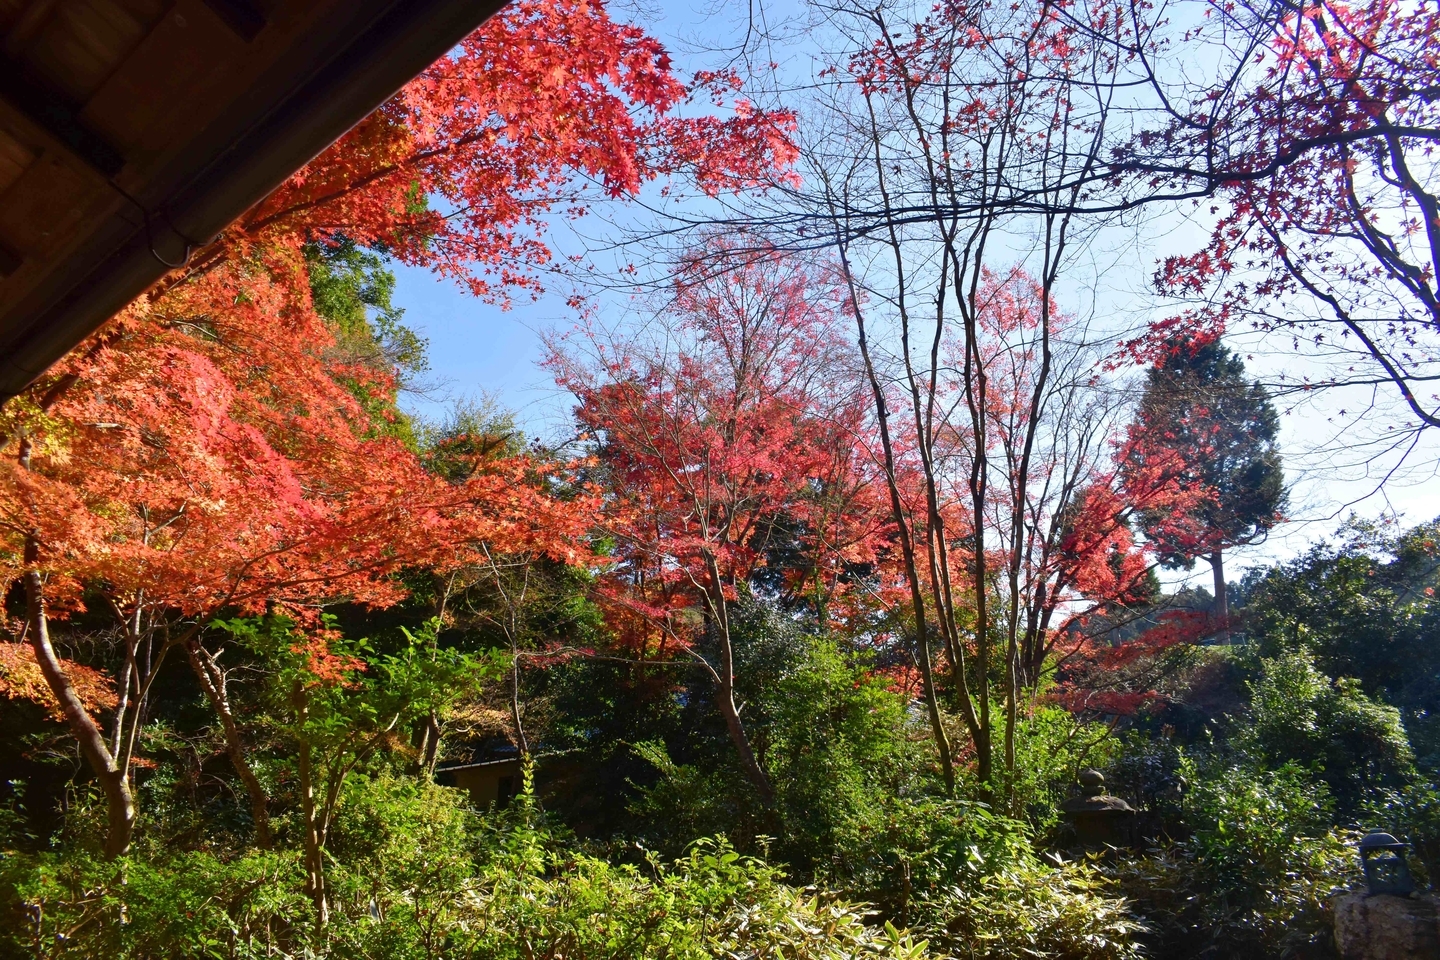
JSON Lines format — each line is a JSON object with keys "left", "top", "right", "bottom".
{"left": 0, "top": 0, "right": 511, "bottom": 403}
{"left": 0, "top": 62, "right": 124, "bottom": 178}
{"left": 200, "top": 0, "right": 267, "bottom": 42}
{"left": 0, "top": 240, "right": 21, "bottom": 277}
{"left": 3, "top": 1, "right": 61, "bottom": 60}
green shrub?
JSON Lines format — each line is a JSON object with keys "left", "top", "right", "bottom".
{"left": 1114, "top": 758, "right": 1359, "bottom": 959}
{"left": 627, "top": 739, "right": 761, "bottom": 855}
{"left": 1236, "top": 519, "right": 1440, "bottom": 774}
{"left": 0, "top": 847, "right": 310, "bottom": 959}
{"left": 761, "top": 635, "right": 919, "bottom": 864}
{"left": 457, "top": 835, "right": 927, "bottom": 960}
{"left": 815, "top": 791, "right": 1030, "bottom": 914}
{"left": 1003, "top": 706, "right": 1120, "bottom": 833}
{"left": 0, "top": 772, "right": 936, "bottom": 960}
{"left": 631, "top": 628, "right": 927, "bottom": 870}
{"left": 1236, "top": 651, "right": 1415, "bottom": 815}
{"left": 1367, "top": 780, "right": 1440, "bottom": 890}
{"left": 324, "top": 774, "right": 486, "bottom": 958}
{"left": 806, "top": 788, "right": 1144, "bottom": 960}
{"left": 916, "top": 857, "right": 1145, "bottom": 960}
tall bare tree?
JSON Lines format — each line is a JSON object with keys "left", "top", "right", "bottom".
{"left": 792, "top": 0, "right": 1161, "bottom": 797}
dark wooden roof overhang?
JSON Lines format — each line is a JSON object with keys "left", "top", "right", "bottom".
{"left": 0, "top": 0, "right": 508, "bottom": 403}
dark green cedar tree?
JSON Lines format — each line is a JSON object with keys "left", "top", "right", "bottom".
{"left": 1127, "top": 341, "right": 1286, "bottom": 641}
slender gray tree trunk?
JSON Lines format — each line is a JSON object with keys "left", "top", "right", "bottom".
{"left": 292, "top": 681, "right": 328, "bottom": 930}
{"left": 1210, "top": 550, "right": 1231, "bottom": 644}
{"left": 187, "top": 640, "right": 272, "bottom": 847}
{"left": 26, "top": 560, "right": 136, "bottom": 857}
{"left": 713, "top": 612, "right": 774, "bottom": 807}
{"left": 19, "top": 436, "right": 135, "bottom": 858}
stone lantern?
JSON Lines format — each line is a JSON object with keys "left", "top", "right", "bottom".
{"left": 1332, "top": 831, "right": 1440, "bottom": 959}
{"left": 1060, "top": 769, "right": 1136, "bottom": 850}
{"left": 1359, "top": 830, "right": 1418, "bottom": 898}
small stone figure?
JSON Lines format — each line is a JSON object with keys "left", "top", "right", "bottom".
{"left": 1060, "top": 769, "right": 1136, "bottom": 850}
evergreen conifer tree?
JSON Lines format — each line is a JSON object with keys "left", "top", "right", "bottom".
{"left": 1126, "top": 341, "right": 1286, "bottom": 641}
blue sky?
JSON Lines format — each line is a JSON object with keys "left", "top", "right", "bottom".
{"left": 392, "top": 261, "right": 568, "bottom": 435}
{"left": 390, "top": 0, "right": 1440, "bottom": 580}
{"left": 390, "top": 3, "right": 756, "bottom": 436}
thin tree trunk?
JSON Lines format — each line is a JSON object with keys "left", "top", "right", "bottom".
{"left": 1210, "top": 550, "right": 1231, "bottom": 644}
{"left": 510, "top": 655, "right": 529, "bottom": 758}
{"left": 18, "top": 436, "right": 135, "bottom": 858}
{"left": 700, "top": 552, "right": 774, "bottom": 806}
{"left": 25, "top": 556, "right": 136, "bottom": 858}
{"left": 964, "top": 348, "right": 994, "bottom": 792}
{"left": 187, "top": 639, "right": 272, "bottom": 847}
{"left": 832, "top": 234, "right": 957, "bottom": 796}
{"left": 422, "top": 712, "right": 442, "bottom": 775}
{"left": 716, "top": 677, "right": 773, "bottom": 805}
{"left": 110, "top": 652, "right": 133, "bottom": 758}
{"left": 106, "top": 592, "right": 143, "bottom": 757}
{"left": 293, "top": 681, "right": 328, "bottom": 930}
{"left": 714, "top": 615, "right": 775, "bottom": 805}
{"left": 413, "top": 720, "right": 433, "bottom": 774}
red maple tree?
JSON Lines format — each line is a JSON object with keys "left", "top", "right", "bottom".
{"left": 0, "top": 0, "right": 793, "bottom": 858}
{"left": 224, "top": 0, "right": 797, "bottom": 302}
{"left": 549, "top": 237, "right": 891, "bottom": 804}
{"left": 0, "top": 250, "right": 594, "bottom": 856}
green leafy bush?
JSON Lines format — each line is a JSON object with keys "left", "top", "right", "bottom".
{"left": 1367, "top": 780, "right": 1440, "bottom": 890}
{"left": 916, "top": 858, "right": 1145, "bottom": 960}
{"left": 1237, "top": 519, "right": 1440, "bottom": 773}
{"left": 627, "top": 739, "right": 760, "bottom": 855}
{"left": 1235, "top": 651, "right": 1414, "bottom": 815}
{"left": 324, "top": 775, "right": 487, "bottom": 957}
{"left": 815, "top": 792, "right": 1030, "bottom": 914}
{"left": 631, "top": 626, "right": 926, "bottom": 869}
{"left": 806, "top": 788, "right": 1144, "bottom": 960}
{"left": 0, "top": 773, "right": 934, "bottom": 960}
{"left": 455, "top": 832, "right": 927, "bottom": 960}
{"left": 1114, "top": 758, "right": 1358, "bottom": 959}
{"left": 628, "top": 627, "right": 1148, "bottom": 960}
{"left": 1003, "top": 706, "right": 1120, "bottom": 833}
{"left": 0, "top": 846, "right": 309, "bottom": 959}
{"left": 760, "top": 635, "right": 919, "bottom": 864}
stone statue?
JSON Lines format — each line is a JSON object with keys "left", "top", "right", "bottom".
{"left": 1060, "top": 769, "right": 1136, "bottom": 850}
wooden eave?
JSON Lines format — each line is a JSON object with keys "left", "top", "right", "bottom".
{"left": 0, "top": 0, "right": 508, "bottom": 402}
